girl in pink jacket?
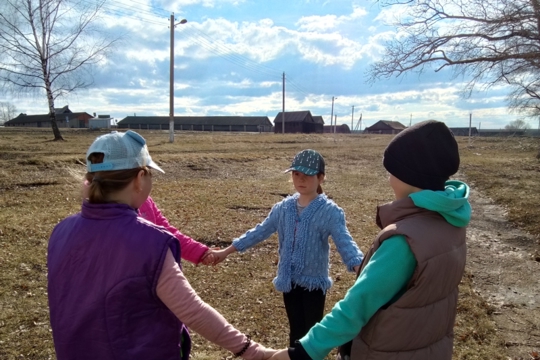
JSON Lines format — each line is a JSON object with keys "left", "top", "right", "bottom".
{"left": 138, "top": 196, "right": 217, "bottom": 265}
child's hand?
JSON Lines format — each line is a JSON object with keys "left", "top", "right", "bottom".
{"left": 212, "top": 248, "right": 230, "bottom": 265}
{"left": 200, "top": 248, "right": 220, "bottom": 266}
{"left": 211, "top": 245, "right": 238, "bottom": 265}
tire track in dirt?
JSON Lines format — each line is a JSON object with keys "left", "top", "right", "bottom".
{"left": 467, "top": 186, "right": 540, "bottom": 358}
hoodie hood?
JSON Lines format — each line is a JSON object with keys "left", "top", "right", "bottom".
{"left": 408, "top": 180, "right": 471, "bottom": 227}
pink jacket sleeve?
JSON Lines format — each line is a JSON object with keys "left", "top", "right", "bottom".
{"left": 157, "top": 250, "right": 268, "bottom": 360}
{"left": 139, "top": 197, "right": 209, "bottom": 264}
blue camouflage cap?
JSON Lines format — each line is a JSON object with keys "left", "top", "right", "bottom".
{"left": 284, "top": 149, "right": 325, "bottom": 176}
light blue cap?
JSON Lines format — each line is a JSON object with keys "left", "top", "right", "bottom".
{"left": 86, "top": 130, "right": 164, "bottom": 173}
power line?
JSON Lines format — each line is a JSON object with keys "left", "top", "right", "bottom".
{"left": 285, "top": 75, "right": 311, "bottom": 98}
{"left": 182, "top": 27, "right": 283, "bottom": 79}
{"left": 82, "top": 0, "right": 170, "bottom": 18}
{"left": 79, "top": 0, "right": 169, "bottom": 26}
{"left": 82, "top": 0, "right": 315, "bottom": 101}
{"left": 178, "top": 30, "right": 281, "bottom": 80}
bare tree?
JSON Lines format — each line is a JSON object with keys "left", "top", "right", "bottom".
{"left": 0, "top": 0, "right": 119, "bottom": 140}
{"left": 0, "top": 102, "right": 18, "bottom": 125}
{"left": 369, "top": 0, "right": 540, "bottom": 118}
{"left": 505, "top": 119, "right": 531, "bottom": 130}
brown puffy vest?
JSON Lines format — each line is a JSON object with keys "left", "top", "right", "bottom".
{"left": 343, "top": 197, "right": 467, "bottom": 360}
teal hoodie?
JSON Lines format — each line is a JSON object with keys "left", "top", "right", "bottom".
{"left": 409, "top": 180, "right": 471, "bottom": 228}
{"left": 298, "top": 180, "right": 471, "bottom": 360}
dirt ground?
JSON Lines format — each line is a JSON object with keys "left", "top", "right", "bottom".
{"left": 1, "top": 129, "right": 540, "bottom": 359}
{"left": 465, "top": 183, "right": 540, "bottom": 359}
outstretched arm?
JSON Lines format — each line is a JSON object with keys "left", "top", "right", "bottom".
{"left": 211, "top": 245, "right": 238, "bottom": 265}
{"left": 329, "top": 208, "right": 364, "bottom": 272}
{"left": 231, "top": 202, "right": 281, "bottom": 253}
{"left": 294, "top": 236, "right": 416, "bottom": 360}
{"left": 157, "top": 249, "right": 277, "bottom": 360}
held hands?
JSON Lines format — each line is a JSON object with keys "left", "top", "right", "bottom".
{"left": 212, "top": 245, "right": 237, "bottom": 266}
{"left": 269, "top": 349, "right": 290, "bottom": 360}
{"left": 199, "top": 247, "right": 220, "bottom": 266}
{"left": 199, "top": 245, "right": 237, "bottom": 266}
{"left": 211, "top": 247, "right": 232, "bottom": 265}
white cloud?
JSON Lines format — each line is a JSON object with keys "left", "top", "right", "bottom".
{"left": 3, "top": 0, "right": 517, "bottom": 129}
{"left": 296, "top": 5, "right": 368, "bottom": 32}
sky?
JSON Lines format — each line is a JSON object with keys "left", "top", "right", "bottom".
{"left": 1, "top": 0, "right": 532, "bottom": 129}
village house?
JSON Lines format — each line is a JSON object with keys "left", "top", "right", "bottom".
{"left": 273, "top": 111, "right": 323, "bottom": 133}
{"left": 4, "top": 105, "right": 93, "bottom": 128}
{"left": 117, "top": 115, "right": 273, "bottom": 132}
{"left": 323, "top": 124, "right": 351, "bottom": 134}
{"left": 363, "top": 120, "right": 407, "bottom": 134}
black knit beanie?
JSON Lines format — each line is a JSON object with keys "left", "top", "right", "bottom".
{"left": 383, "top": 120, "right": 459, "bottom": 191}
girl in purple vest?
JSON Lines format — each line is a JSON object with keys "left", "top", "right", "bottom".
{"left": 48, "top": 130, "right": 276, "bottom": 360}
{"left": 270, "top": 121, "right": 471, "bottom": 360}
{"left": 211, "top": 149, "right": 364, "bottom": 348}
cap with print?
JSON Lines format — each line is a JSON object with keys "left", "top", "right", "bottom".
{"left": 86, "top": 130, "right": 164, "bottom": 173}
{"left": 284, "top": 149, "right": 325, "bottom": 176}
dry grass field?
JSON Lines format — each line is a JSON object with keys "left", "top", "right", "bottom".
{"left": 0, "top": 127, "right": 539, "bottom": 359}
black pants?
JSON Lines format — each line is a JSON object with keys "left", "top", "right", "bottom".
{"left": 283, "top": 284, "right": 326, "bottom": 347}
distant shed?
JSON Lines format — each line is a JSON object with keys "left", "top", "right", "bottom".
{"left": 312, "top": 116, "right": 325, "bottom": 125}
{"left": 273, "top": 111, "right": 323, "bottom": 133}
{"left": 364, "top": 120, "right": 407, "bottom": 134}
{"left": 4, "top": 105, "right": 92, "bottom": 128}
{"left": 117, "top": 116, "right": 273, "bottom": 132}
{"left": 89, "top": 115, "right": 112, "bottom": 129}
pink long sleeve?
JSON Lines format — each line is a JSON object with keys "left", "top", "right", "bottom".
{"left": 139, "top": 197, "right": 209, "bottom": 264}
{"left": 156, "top": 250, "right": 268, "bottom": 360}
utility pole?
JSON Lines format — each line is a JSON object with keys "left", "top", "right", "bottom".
{"left": 330, "top": 96, "right": 336, "bottom": 134}
{"left": 468, "top": 112, "right": 472, "bottom": 147}
{"left": 169, "top": 14, "right": 174, "bottom": 143}
{"left": 334, "top": 115, "right": 337, "bottom": 133}
{"left": 409, "top": 114, "right": 412, "bottom": 127}
{"left": 282, "top": 72, "right": 285, "bottom": 134}
{"left": 169, "top": 15, "right": 187, "bottom": 143}
{"left": 351, "top": 105, "right": 354, "bottom": 132}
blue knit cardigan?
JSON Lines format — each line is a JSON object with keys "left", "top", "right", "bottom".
{"left": 232, "top": 193, "right": 364, "bottom": 293}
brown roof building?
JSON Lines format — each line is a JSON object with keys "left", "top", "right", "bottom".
{"left": 273, "top": 111, "right": 323, "bottom": 134}
{"left": 117, "top": 115, "right": 273, "bottom": 132}
{"left": 4, "top": 105, "right": 92, "bottom": 128}
{"left": 364, "top": 120, "right": 407, "bottom": 134}
{"left": 323, "top": 124, "right": 351, "bottom": 133}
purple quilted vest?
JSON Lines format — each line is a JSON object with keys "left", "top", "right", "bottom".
{"left": 47, "top": 202, "right": 191, "bottom": 360}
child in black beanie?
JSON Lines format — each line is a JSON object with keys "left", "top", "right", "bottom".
{"left": 270, "top": 120, "right": 472, "bottom": 360}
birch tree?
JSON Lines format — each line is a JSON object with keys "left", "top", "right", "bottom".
{"left": 369, "top": 0, "right": 540, "bottom": 119}
{"left": 0, "top": 0, "right": 118, "bottom": 140}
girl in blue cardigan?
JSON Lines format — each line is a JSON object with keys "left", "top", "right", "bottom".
{"left": 213, "top": 149, "right": 364, "bottom": 347}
